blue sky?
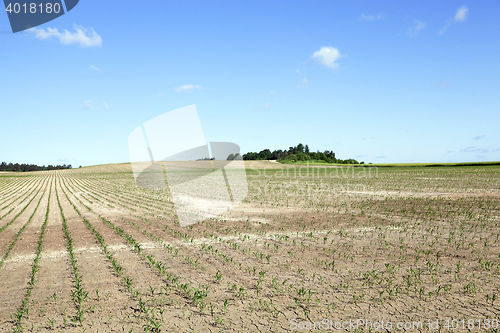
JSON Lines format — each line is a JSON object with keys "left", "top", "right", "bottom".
{"left": 1, "top": 0, "right": 499, "bottom": 166}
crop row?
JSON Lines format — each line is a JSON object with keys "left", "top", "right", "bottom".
{"left": 0, "top": 179, "right": 48, "bottom": 270}
{"left": 13, "top": 180, "right": 52, "bottom": 332}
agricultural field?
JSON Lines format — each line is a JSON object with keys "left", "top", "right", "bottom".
{"left": 0, "top": 162, "right": 499, "bottom": 332}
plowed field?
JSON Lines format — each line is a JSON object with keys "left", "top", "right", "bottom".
{"left": 0, "top": 162, "right": 499, "bottom": 332}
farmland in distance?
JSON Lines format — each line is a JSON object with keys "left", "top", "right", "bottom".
{"left": 0, "top": 162, "right": 499, "bottom": 332}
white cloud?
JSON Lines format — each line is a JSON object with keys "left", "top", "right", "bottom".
{"left": 296, "top": 70, "right": 308, "bottom": 87}
{"left": 437, "top": 81, "right": 452, "bottom": 87}
{"left": 269, "top": 90, "right": 278, "bottom": 95}
{"left": 89, "top": 65, "right": 100, "bottom": 71}
{"left": 82, "top": 100, "right": 93, "bottom": 110}
{"left": 439, "top": 23, "right": 451, "bottom": 35}
{"left": 82, "top": 100, "right": 109, "bottom": 110}
{"left": 440, "top": 6, "right": 469, "bottom": 34}
{"left": 459, "top": 146, "right": 488, "bottom": 153}
{"left": 28, "top": 25, "right": 102, "bottom": 47}
{"left": 407, "top": 21, "right": 426, "bottom": 36}
{"left": 311, "top": 46, "right": 342, "bottom": 69}
{"left": 360, "top": 13, "right": 387, "bottom": 21}
{"left": 174, "top": 84, "right": 203, "bottom": 93}
{"left": 454, "top": 6, "right": 469, "bottom": 22}
{"left": 263, "top": 103, "right": 271, "bottom": 109}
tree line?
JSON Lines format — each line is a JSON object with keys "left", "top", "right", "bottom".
{"left": 0, "top": 162, "right": 73, "bottom": 172}
{"left": 242, "top": 143, "right": 363, "bottom": 164}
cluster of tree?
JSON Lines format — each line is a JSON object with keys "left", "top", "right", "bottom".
{"left": 226, "top": 153, "right": 241, "bottom": 160}
{"left": 242, "top": 143, "right": 362, "bottom": 164}
{"left": 0, "top": 162, "right": 72, "bottom": 172}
